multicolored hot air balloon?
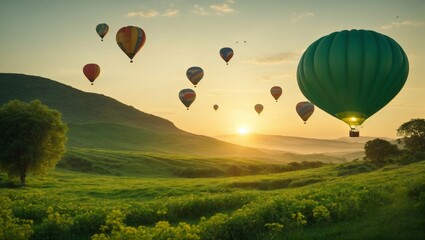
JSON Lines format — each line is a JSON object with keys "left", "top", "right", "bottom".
{"left": 179, "top": 89, "right": 196, "bottom": 110}
{"left": 83, "top": 63, "right": 100, "bottom": 85}
{"left": 213, "top": 104, "right": 219, "bottom": 111}
{"left": 296, "top": 101, "right": 314, "bottom": 124}
{"left": 297, "top": 29, "right": 409, "bottom": 136}
{"left": 96, "top": 23, "right": 109, "bottom": 41}
{"left": 270, "top": 86, "right": 282, "bottom": 102}
{"left": 186, "top": 67, "right": 204, "bottom": 87}
{"left": 116, "top": 26, "right": 146, "bottom": 63}
{"left": 254, "top": 104, "right": 263, "bottom": 115}
{"left": 220, "top": 47, "right": 234, "bottom": 65}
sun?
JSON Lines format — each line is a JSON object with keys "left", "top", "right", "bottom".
{"left": 237, "top": 126, "right": 249, "bottom": 135}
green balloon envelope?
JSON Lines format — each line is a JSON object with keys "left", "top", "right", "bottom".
{"left": 297, "top": 29, "right": 409, "bottom": 129}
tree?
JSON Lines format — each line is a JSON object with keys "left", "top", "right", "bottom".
{"left": 397, "top": 118, "right": 425, "bottom": 153}
{"left": 0, "top": 100, "right": 68, "bottom": 186}
{"left": 364, "top": 138, "right": 399, "bottom": 166}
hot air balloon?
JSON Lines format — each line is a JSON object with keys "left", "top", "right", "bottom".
{"left": 186, "top": 67, "right": 204, "bottom": 87}
{"left": 179, "top": 89, "right": 196, "bottom": 110}
{"left": 213, "top": 104, "right": 219, "bottom": 111}
{"left": 220, "top": 47, "right": 234, "bottom": 65}
{"left": 270, "top": 86, "right": 282, "bottom": 102}
{"left": 296, "top": 101, "right": 314, "bottom": 124}
{"left": 254, "top": 104, "right": 263, "bottom": 115}
{"left": 116, "top": 26, "right": 146, "bottom": 63}
{"left": 297, "top": 29, "right": 408, "bottom": 137}
{"left": 83, "top": 63, "right": 100, "bottom": 85}
{"left": 96, "top": 23, "right": 109, "bottom": 41}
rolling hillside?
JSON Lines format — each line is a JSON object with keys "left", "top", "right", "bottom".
{"left": 217, "top": 134, "right": 367, "bottom": 154}
{"left": 0, "top": 73, "right": 264, "bottom": 157}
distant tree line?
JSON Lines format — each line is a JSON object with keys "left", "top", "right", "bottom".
{"left": 364, "top": 118, "right": 425, "bottom": 166}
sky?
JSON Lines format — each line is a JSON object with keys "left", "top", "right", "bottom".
{"left": 1, "top": 0, "right": 424, "bottom": 139}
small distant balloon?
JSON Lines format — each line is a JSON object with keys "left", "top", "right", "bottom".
{"left": 296, "top": 101, "right": 314, "bottom": 124}
{"left": 96, "top": 23, "right": 109, "bottom": 41}
{"left": 270, "top": 86, "right": 283, "bottom": 102}
{"left": 186, "top": 67, "right": 204, "bottom": 87}
{"left": 179, "top": 89, "right": 196, "bottom": 110}
{"left": 83, "top": 64, "right": 100, "bottom": 85}
{"left": 116, "top": 26, "right": 146, "bottom": 63}
{"left": 220, "top": 47, "right": 234, "bottom": 65}
{"left": 213, "top": 104, "right": 219, "bottom": 111}
{"left": 254, "top": 104, "right": 263, "bottom": 115}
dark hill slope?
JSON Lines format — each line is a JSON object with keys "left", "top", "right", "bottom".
{"left": 0, "top": 73, "right": 175, "bottom": 131}
{"left": 0, "top": 73, "right": 264, "bottom": 156}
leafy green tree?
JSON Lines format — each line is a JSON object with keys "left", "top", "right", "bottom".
{"left": 0, "top": 100, "right": 68, "bottom": 186}
{"left": 397, "top": 118, "right": 425, "bottom": 152}
{"left": 364, "top": 138, "right": 399, "bottom": 166}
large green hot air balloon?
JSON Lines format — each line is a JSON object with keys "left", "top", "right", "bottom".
{"left": 297, "top": 29, "right": 409, "bottom": 137}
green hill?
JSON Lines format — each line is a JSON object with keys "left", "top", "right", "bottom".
{"left": 0, "top": 73, "right": 265, "bottom": 156}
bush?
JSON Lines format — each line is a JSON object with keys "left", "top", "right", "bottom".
{"left": 0, "top": 196, "right": 34, "bottom": 240}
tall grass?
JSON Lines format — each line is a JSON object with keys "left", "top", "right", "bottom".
{"left": 1, "top": 160, "right": 424, "bottom": 239}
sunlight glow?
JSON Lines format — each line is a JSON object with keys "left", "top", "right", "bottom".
{"left": 237, "top": 126, "right": 249, "bottom": 135}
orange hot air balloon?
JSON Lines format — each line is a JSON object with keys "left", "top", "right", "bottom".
{"left": 213, "top": 104, "right": 219, "bottom": 111}
{"left": 83, "top": 63, "right": 100, "bottom": 85}
{"left": 254, "top": 104, "right": 263, "bottom": 115}
{"left": 296, "top": 101, "right": 314, "bottom": 124}
{"left": 116, "top": 26, "right": 146, "bottom": 63}
{"left": 270, "top": 86, "right": 282, "bottom": 102}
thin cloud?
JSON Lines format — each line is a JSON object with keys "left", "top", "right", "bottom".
{"left": 260, "top": 73, "right": 295, "bottom": 82}
{"left": 244, "top": 52, "right": 300, "bottom": 65}
{"left": 162, "top": 9, "right": 179, "bottom": 17}
{"left": 291, "top": 12, "right": 314, "bottom": 22}
{"left": 127, "top": 9, "right": 159, "bottom": 18}
{"left": 380, "top": 20, "right": 425, "bottom": 29}
{"left": 210, "top": 3, "right": 235, "bottom": 15}
{"left": 191, "top": 5, "right": 209, "bottom": 16}
{"left": 127, "top": 8, "right": 179, "bottom": 18}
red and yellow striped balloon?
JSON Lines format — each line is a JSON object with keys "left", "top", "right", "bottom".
{"left": 296, "top": 101, "right": 314, "bottom": 124}
{"left": 179, "top": 89, "right": 196, "bottom": 110}
{"left": 270, "top": 86, "right": 282, "bottom": 102}
{"left": 116, "top": 26, "right": 146, "bottom": 63}
{"left": 83, "top": 63, "right": 100, "bottom": 85}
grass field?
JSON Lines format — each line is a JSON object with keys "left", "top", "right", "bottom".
{"left": 1, "top": 152, "right": 424, "bottom": 240}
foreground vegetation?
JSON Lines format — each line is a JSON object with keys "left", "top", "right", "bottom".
{"left": 1, "top": 158, "right": 424, "bottom": 240}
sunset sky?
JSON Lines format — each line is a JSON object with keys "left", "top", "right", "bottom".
{"left": 1, "top": 0, "right": 424, "bottom": 139}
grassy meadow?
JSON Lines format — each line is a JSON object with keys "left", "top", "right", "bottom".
{"left": 1, "top": 149, "right": 424, "bottom": 240}
{"left": 1, "top": 75, "right": 424, "bottom": 239}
